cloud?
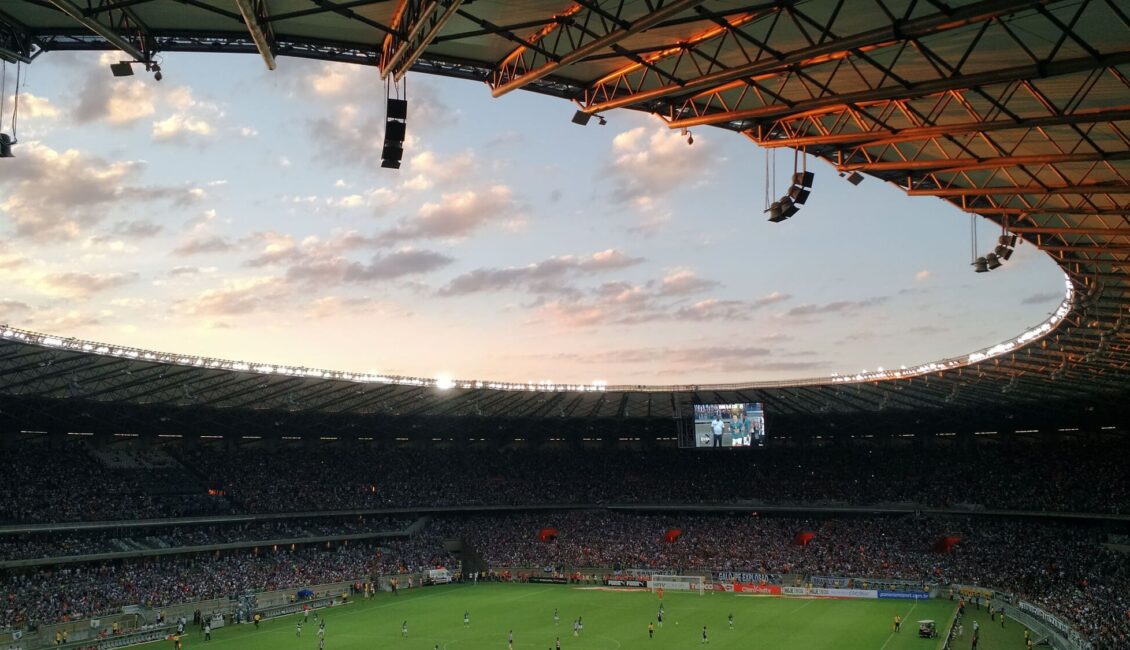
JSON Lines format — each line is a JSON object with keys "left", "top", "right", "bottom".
{"left": 168, "top": 266, "right": 201, "bottom": 277}
{"left": 656, "top": 268, "right": 719, "bottom": 296}
{"left": 754, "top": 291, "right": 791, "bottom": 308}
{"left": 111, "top": 220, "right": 164, "bottom": 238}
{"left": 0, "top": 143, "right": 205, "bottom": 240}
{"left": 531, "top": 279, "right": 771, "bottom": 329}
{"left": 785, "top": 296, "right": 889, "bottom": 317}
{"left": 175, "top": 276, "right": 289, "bottom": 316}
{"left": 150, "top": 86, "right": 223, "bottom": 144}
{"left": 304, "top": 296, "right": 392, "bottom": 319}
{"left": 285, "top": 248, "right": 453, "bottom": 284}
{"left": 42, "top": 271, "right": 139, "bottom": 298}
{"left": 605, "top": 126, "right": 716, "bottom": 204}
{"left": 73, "top": 77, "right": 155, "bottom": 125}
{"left": 401, "top": 150, "right": 476, "bottom": 191}
{"left": 152, "top": 114, "right": 214, "bottom": 141}
{"left": 379, "top": 186, "right": 523, "bottom": 243}
{"left": 914, "top": 269, "right": 932, "bottom": 282}
{"left": 173, "top": 235, "right": 235, "bottom": 256}
{"left": 4, "top": 93, "right": 61, "bottom": 120}
{"left": 1020, "top": 291, "right": 1063, "bottom": 305}
{"left": 438, "top": 249, "right": 643, "bottom": 296}
{"left": 0, "top": 299, "right": 32, "bottom": 315}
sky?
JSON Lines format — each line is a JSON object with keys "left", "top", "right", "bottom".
{"left": 0, "top": 51, "right": 1069, "bottom": 386}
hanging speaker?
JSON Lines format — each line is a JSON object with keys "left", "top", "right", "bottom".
{"left": 386, "top": 98, "right": 408, "bottom": 120}
{"left": 385, "top": 120, "right": 406, "bottom": 143}
{"left": 792, "top": 171, "right": 814, "bottom": 188}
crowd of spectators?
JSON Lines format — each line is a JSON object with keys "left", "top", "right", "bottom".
{"left": 0, "top": 515, "right": 415, "bottom": 562}
{"left": 448, "top": 512, "right": 1129, "bottom": 649}
{"left": 0, "top": 532, "right": 446, "bottom": 630}
{"left": 5, "top": 440, "right": 1125, "bottom": 523}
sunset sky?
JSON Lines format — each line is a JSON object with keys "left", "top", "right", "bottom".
{"left": 0, "top": 51, "right": 1068, "bottom": 385}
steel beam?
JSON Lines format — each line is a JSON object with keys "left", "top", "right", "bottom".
{"left": 491, "top": 0, "right": 706, "bottom": 98}
{"left": 582, "top": 0, "right": 1054, "bottom": 113}
{"left": 1010, "top": 227, "right": 1130, "bottom": 236}
{"left": 967, "top": 207, "right": 1130, "bottom": 215}
{"left": 381, "top": 0, "right": 463, "bottom": 82}
{"left": 235, "top": 0, "right": 277, "bottom": 70}
{"left": 46, "top": 0, "right": 148, "bottom": 62}
{"left": 755, "top": 107, "right": 1130, "bottom": 150}
{"left": 667, "top": 51, "right": 1130, "bottom": 129}
{"left": 837, "top": 150, "right": 1130, "bottom": 173}
{"left": 908, "top": 184, "right": 1130, "bottom": 196}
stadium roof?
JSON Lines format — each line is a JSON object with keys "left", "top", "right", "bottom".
{"left": 0, "top": 0, "right": 1128, "bottom": 430}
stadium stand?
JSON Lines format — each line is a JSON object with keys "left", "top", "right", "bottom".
{"left": 3, "top": 441, "right": 1127, "bottom": 522}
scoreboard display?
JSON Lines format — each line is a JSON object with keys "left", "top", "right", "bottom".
{"left": 688, "top": 403, "right": 766, "bottom": 448}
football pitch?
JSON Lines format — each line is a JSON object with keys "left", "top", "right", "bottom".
{"left": 160, "top": 583, "right": 1036, "bottom": 650}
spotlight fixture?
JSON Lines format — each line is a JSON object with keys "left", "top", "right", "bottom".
{"left": 0, "top": 133, "right": 13, "bottom": 158}
{"left": 846, "top": 171, "right": 864, "bottom": 185}
{"left": 110, "top": 61, "right": 134, "bottom": 77}
{"left": 571, "top": 111, "right": 607, "bottom": 126}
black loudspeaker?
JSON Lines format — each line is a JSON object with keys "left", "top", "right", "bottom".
{"left": 381, "top": 97, "right": 407, "bottom": 169}
{"left": 788, "top": 185, "right": 810, "bottom": 204}
{"left": 792, "top": 171, "right": 814, "bottom": 188}
{"left": 385, "top": 120, "right": 406, "bottom": 143}
{"left": 0, "top": 133, "right": 13, "bottom": 158}
{"left": 387, "top": 98, "right": 408, "bottom": 120}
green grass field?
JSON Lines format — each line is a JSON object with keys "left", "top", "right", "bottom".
{"left": 166, "top": 583, "right": 1030, "bottom": 650}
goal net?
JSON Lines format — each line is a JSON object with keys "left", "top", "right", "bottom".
{"left": 648, "top": 575, "right": 706, "bottom": 595}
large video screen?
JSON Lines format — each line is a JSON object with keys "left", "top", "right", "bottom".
{"left": 691, "top": 403, "right": 766, "bottom": 448}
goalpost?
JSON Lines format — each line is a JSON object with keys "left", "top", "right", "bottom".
{"left": 648, "top": 575, "right": 706, "bottom": 595}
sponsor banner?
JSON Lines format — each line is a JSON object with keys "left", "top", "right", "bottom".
{"left": 956, "top": 585, "right": 994, "bottom": 600}
{"left": 782, "top": 586, "right": 809, "bottom": 596}
{"left": 878, "top": 591, "right": 930, "bottom": 600}
{"left": 529, "top": 576, "right": 568, "bottom": 584}
{"left": 715, "top": 571, "right": 778, "bottom": 584}
{"left": 707, "top": 582, "right": 730, "bottom": 592}
{"left": 734, "top": 584, "right": 781, "bottom": 595}
{"left": 810, "top": 588, "right": 878, "bottom": 599}
{"left": 647, "top": 580, "right": 696, "bottom": 591}
{"left": 606, "top": 579, "right": 647, "bottom": 588}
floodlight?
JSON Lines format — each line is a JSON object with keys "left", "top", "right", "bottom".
{"left": 0, "top": 133, "right": 12, "bottom": 158}
{"left": 571, "top": 110, "right": 592, "bottom": 126}
{"left": 986, "top": 253, "right": 1002, "bottom": 270}
{"left": 973, "top": 257, "right": 989, "bottom": 273}
{"left": 110, "top": 61, "right": 134, "bottom": 77}
{"left": 788, "top": 185, "right": 810, "bottom": 204}
{"left": 386, "top": 98, "right": 408, "bottom": 120}
{"left": 846, "top": 172, "right": 864, "bottom": 185}
{"left": 792, "top": 171, "right": 814, "bottom": 188}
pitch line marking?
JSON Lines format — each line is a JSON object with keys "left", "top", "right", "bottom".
{"left": 879, "top": 602, "right": 918, "bottom": 650}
